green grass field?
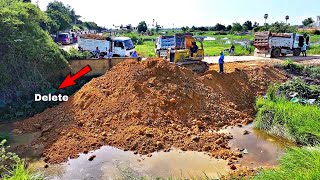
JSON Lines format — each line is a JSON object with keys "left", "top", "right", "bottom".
{"left": 253, "top": 146, "right": 320, "bottom": 180}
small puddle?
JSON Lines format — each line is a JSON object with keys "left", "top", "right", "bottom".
{"left": 29, "top": 147, "right": 229, "bottom": 179}
{"left": 220, "top": 124, "right": 295, "bottom": 167}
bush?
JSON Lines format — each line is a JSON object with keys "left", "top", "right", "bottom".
{"left": 281, "top": 58, "right": 304, "bottom": 73}
{"left": 0, "top": 140, "right": 21, "bottom": 178}
{"left": 304, "top": 65, "right": 320, "bottom": 78}
{"left": 255, "top": 95, "right": 320, "bottom": 145}
{"left": 280, "top": 58, "right": 320, "bottom": 78}
{"left": 64, "top": 48, "right": 91, "bottom": 60}
{"left": 124, "top": 33, "right": 144, "bottom": 45}
{"left": 0, "top": 140, "right": 42, "bottom": 180}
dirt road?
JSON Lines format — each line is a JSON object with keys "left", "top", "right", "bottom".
{"left": 204, "top": 55, "right": 320, "bottom": 64}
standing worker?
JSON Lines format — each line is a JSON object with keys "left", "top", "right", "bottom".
{"left": 301, "top": 42, "right": 307, "bottom": 57}
{"left": 106, "top": 49, "right": 113, "bottom": 58}
{"left": 219, "top": 51, "right": 225, "bottom": 74}
{"left": 229, "top": 44, "right": 235, "bottom": 56}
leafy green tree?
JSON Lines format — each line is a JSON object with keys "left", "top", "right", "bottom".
{"left": 46, "top": 1, "right": 72, "bottom": 33}
{"left": 155, "top": 24, "right": 161, "bottom": 33}
{"left": 214, "top": 23, "right": 226, "bottom": 31}
{"left": 243, "top": 20, "right": 253, "bottom": 30}
{"left": 190, "top": 26, "right": 196, "bottom": 32}
{"left": 253, "top": 22, "right": 259, "bottom": 28}
{"left": 82, "top": 21, "right": 98, "bottom": 29}
{"left": 70, "top": 9, "right": 81, "bottom": 24}
{"left": 269, "top": 21, "right": 297, "bottom": 33}
{"left": 302, "top": 17, "right": 315, "bottom": 27}
{"left": 137, "top": 21, "right": 148, "bottom": 33}
{"left": 231, "top": 22, "right": 243, "bottom": 32}
{"left": 181, "top": 26, "right": 186, "bottom": 32}
{"left": 226, "top": 25, "right": 232, "bottom": 31}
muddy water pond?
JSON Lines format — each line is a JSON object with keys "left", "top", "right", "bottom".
{"left": 30, "top": 147, "right": 229, "bottom": 179}
{"left": 220, "top": 124, "right": 295, "bottom": 167}
{"left": 1, "top": 122, "right": 295, "bottom": 179}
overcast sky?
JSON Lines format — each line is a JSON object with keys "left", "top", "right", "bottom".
{"left": 32, "top": 0, "right": 320, "bottom": 28}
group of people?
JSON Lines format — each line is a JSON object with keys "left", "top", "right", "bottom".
{"left": 91, "top": 47, "right": 113, "bottom": 59}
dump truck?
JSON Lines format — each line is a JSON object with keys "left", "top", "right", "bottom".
{"left": 78, "top": 35, "right": 137, "bottom": 57}
{"left": 155, "top": 34, "right": 208, "bottom": 73}
{"left": 155, "top": 35, "right": 175, "bottom": 57}
{"left": 254, "top": 31, "right": 310, "bottom": 58}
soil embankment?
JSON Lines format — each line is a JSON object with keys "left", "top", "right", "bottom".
{"left": 13, "top": 59, "right": 287, "bottom": 164}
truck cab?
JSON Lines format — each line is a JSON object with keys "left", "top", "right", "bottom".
{"left": 112, "top": 37, "right": 135, "bottom": 57}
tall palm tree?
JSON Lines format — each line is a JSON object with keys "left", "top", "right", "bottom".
{"left": 264, "top": 14, "right": 269, "bottom": 25}
{"left": 285, "top": 15, "right": 289, "bottom": 24}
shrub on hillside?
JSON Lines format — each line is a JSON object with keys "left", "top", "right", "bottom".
{"left": 0, "top": 0, "right": 70, "bottom": 120}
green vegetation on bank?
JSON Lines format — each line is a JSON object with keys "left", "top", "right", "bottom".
{"left": 253, "top": 146, "right": 320, "bottom": 180}
{"left": 0, "top": 0, "right": 71, "bottom": 121}
{"left": 0, "top": 140, "right": 43, "bottom": 180}
{"left": 255, "top": 66, "right": 320, "bottom": 145}
{"left": 280, "top": 58, "right": 320, "bottom": 80}
{"left": 255, "top": 95, "right": 320, "bottom": 145}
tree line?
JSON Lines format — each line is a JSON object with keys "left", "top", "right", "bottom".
{"left": 37, "top": 1, "right": 104, "bottom": 34}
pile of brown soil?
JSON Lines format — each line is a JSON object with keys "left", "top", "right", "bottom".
{"left": 201, "top": 64, "right": 288, "bottom": 111}
{"left": 79, "top": 34, "right": 106, "bottom": 40}
{"left": 14, "top": 59, "right": 287, "bottom": 164}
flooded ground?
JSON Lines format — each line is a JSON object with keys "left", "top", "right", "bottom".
{"left": 30, "top": 147, "right": 229, "bottom": 180}
{"left": 220, "top": 124, "right": 295, "bottom": 167}
{"left": 1, "top": 122, "right": 295, "bottom": 179}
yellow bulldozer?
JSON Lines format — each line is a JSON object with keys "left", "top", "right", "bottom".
{"left": 160, "top": 34, "right": 208, "bottom": 73}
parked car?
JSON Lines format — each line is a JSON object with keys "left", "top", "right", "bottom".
{"left": 57, "top": 33, "right": 72, "bottom": 45}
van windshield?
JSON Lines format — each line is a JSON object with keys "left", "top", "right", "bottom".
{"left": 124, "top": 39, "right": 134, "bottom": 50}
{"left": 58, "top": 34, "right": 68, "bottom": 39}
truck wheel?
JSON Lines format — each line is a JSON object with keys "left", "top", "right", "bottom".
{"left": 271, "top": 48, "right": 281, "bottom": 58}
{"left": 293, "top": 49, "right": 301, "bottom": 56}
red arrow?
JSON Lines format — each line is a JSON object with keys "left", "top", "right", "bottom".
{"left": 58, "top": 65, "right": 92, "bottom": 89}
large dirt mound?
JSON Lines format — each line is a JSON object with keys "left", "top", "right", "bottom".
{"left": 14, "top": 59, "right": 287, "bottom": 164}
